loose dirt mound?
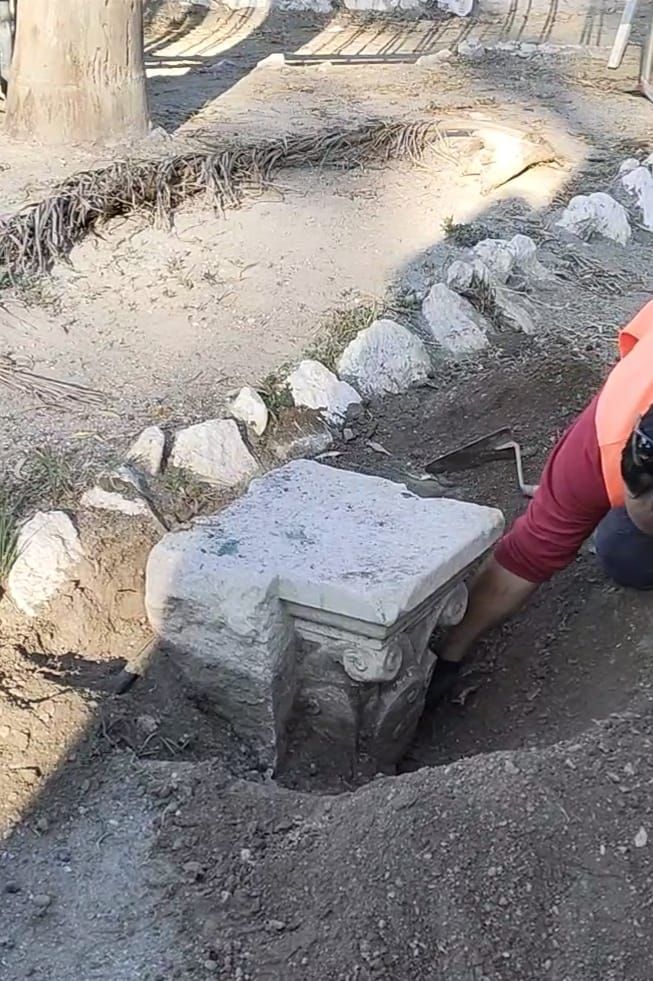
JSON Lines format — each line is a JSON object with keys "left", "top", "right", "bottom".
{"left": 150, "top": 705, "right": 653, "bottom": 980}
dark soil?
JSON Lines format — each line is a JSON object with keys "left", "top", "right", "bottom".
{"left": 333, "top": 349, "right": 653, "bottom": 774}
{"left": 152, "top": 703, "right": 653, "bottom": 981}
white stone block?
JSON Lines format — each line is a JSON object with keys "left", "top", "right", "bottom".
{"left": 343, "top": 0, "right": 410, "bottom": 8}
{"left": 446, "top": 259, "right": 493, "bottom": 293}
{"left": 472, "top": 239, "right": 515, "bottom": 283}
{"left": 288, "top": 360, "right": 361, "bottom": 423}
{"left": 80, "top": 487, "right": 150, "bottom": 517}
{"left": 422, "top": 283, "right": 491, "bottom": 355}
{"left": 171, "top": 419, "right": 259, "bottom": 486}
{"left": 621, "top": 166, "right": 653, "bottom": 231}
{"left": 256, "top": 53, "right": 286, "bottom": 69}
{"left": 127, "top": 426, "right": 165, "bottom": 476}
{"left": 146, "top": 461, "right": 503, "bottom": 765}
{"left": 619, "top": 158, "right": 641, "bottom": 176}
{"left": 557, "top": 192, "right": 631, "bottom": 245}
{"left": 337, "top": 319, "right": 431, "bottom": 398}
{"left": 416, "top": 49, "right": 453, "bottom": 67}
{"left": 457, "top": 38, "right": 486, "bottom": 59}
{"left": 8, "top": 511, "right": 84, "bottom": 617}
{"left": 230, "top": 386, "right": 269, "bottom": 436}
{"left": 437, "top": 0, "right": 473, "bottom": 15}
{"left": 507, "top": 233, "right": 549, "bottom": 279}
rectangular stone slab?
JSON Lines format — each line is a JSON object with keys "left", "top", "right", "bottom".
{"left": 162, "top": 460, "right": 504, "bottom": 628}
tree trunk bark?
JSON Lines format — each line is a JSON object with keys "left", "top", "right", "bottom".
{"left": 0, "top": 1, "right": 12, "bottom": 97}
{"left": 6, "top": 0, "right": 149, "bottom": 143}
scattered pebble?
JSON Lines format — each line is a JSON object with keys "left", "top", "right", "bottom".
{"left": 183, "top": 860, "right": 205, "bottom": 881}
{"left": 33, "top": 893, "right": 52, "bottom": 915}
{"left": 634, "top": 826, "right": 648, "bottom": 848}
{"left": 264, "top": 919, "right": 286, "bottom": 933}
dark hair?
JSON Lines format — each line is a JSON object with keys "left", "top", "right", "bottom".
{"left": 622, "top": 404, "right": 653, "bottom": 497}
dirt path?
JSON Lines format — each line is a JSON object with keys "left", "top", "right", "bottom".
{"left": 1, "top": 4, "right": 649, "bottom": 475}
{"left": 2, "top": 2, "right": 653, "bottom": 978}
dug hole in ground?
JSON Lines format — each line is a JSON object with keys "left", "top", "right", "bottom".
{"left": 2, "top": 0, "right": 653, "bottom": 978}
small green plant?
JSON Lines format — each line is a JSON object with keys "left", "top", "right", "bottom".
{"left": 27, "top": 448, "right": 74, "bottom": 503}
{"left": 260, "top": 365, "right": 294, "bottom": 415}
{"left": 305, "top": 304, "right": 378, "bottom": 373}
{"left": 441, "top": 215, "right": 485, "bottom": 248}
{"left": 0, "top": 486, "right": 21, "bottom": 585}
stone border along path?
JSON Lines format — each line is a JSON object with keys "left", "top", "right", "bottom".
{"left": 5, "top": 145, "right": 651, "bottom": 766}
{"left": 9, "top": 137, "right": 653, "bottom": 614}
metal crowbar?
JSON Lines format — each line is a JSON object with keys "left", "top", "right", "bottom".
{"left": 425, "top": 427, "right": 538, "bottom": 498}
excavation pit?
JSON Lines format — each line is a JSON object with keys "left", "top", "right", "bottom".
{"left": 145, "top": 460, "right": 504, "bottom": 769}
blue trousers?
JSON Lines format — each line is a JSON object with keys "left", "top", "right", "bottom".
{"left": 594, "top": 507, "right": 653, "bottom": 590}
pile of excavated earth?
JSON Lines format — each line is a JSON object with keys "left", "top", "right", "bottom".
{"left": 3, "top": 2, "right": 653, "bottom": 977}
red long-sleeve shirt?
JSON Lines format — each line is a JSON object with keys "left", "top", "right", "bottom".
{"left": 494, "top": 395, "right": 610, "bottom": 582}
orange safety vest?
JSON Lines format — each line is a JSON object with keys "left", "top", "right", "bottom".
{"left": 595, "top": 299, "right": 653, "bottom": 507}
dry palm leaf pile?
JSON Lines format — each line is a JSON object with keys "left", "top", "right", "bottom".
{"left": 0, "top": 117, "right": 554, "bottom": 284}
{"left": 0, "top": 352, "right": 106, "bottom": 407}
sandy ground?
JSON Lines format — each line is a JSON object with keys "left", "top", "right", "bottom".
{"left": 0, "top": 1, "right": 650, "bottom": 473}
{"left": 2, "top": 1, "right": 653, "bottom": 978}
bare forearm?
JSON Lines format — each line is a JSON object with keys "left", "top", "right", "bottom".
{"left": 441, "top": 555, "right": 538, "bottom": 663}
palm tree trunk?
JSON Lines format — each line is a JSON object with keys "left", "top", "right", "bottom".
{"left": 6, "top": 0, "right": 149, "bottom": 143}
{"left": 0, "top": 0, "right": 12, "bottom": 97}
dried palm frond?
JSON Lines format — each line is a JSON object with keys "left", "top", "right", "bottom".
{"left": 0, "top": 119, "right": 458, "bottom": 283}
{"left": 0, "top": 353, "right": 106, "bottom": 407}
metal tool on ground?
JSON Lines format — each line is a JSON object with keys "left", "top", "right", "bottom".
{"left": 607, "top": 0, "right": 653, "bottom": 102}
{"left": 111, "top": 638, "right": 158, "bottom": 694}
{"left": 425, "top": 427, "right": 538, "bottom": 498}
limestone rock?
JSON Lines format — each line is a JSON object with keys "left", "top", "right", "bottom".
{"left": 146, "top": 461, "right": 503, "bottom": 766}
{"left": 337, "top": 319, "right": 431, "bottom": 398}
{"left": 80, "top": 486, "right": 150, "bottom": 517}
{"left": 8, "top": 511, "right": 84, "bottom": 617}
{"left": 171, "top": 419, "right": 259, "bottom": 486}
{"left": 268, "top": 408, "right": 334, "bottom": 463}
{"left": 507, "top": 233, "right": 549, "bottom": 279}
{"left": 472, "top": 239, "right": 515, "bottom": 283}
{"left": 557, "top": 192, "right": 631, "bottom": 245}
{"left": 445, "top": 260, "right": 536, "bottom": 336}
{"left": 127, "top": 426, "right": 165, "bottom": 476}
{"left": 445, "top": 258, "right": 492, "bottom": 293}
{"left": 416, "top": 49, "right": 453, "bottom": 67}
{"left": 619, "top": 158, "right": 641, "bottom": 176}
{"left": 256, "top": 53, "right": 285, "bottom": 69}
{"left": 437, "top": 0, "right": 473, "bottom": 15}
{"left": 422, "top": 283, "right": 491, "bottom": 355}
{"left": 493, "top": 286, "right": 537, "bottom": 335}
{"left": 288, "top": 360, "right": 361, "bottom": 423}
{"left": 343, "top": 0, "right": 419, "bottom": 8}
{"left": 457, "top": 38, "right": 485, "bottom": 59}
{"left": 621, "top": 166, "right": 653, "bottom": 231}
{"left": 230, "top": 386, "right": 269, "bottom": 436}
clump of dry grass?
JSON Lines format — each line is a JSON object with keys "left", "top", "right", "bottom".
{"left": 305, "top": 304, "right": 378, "bottom": 372}
{"left": 0, "top": 120, "right": 455, "bottom": 285}
{"left": 0, "top": 485, "right": 21, "bottom": 587}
